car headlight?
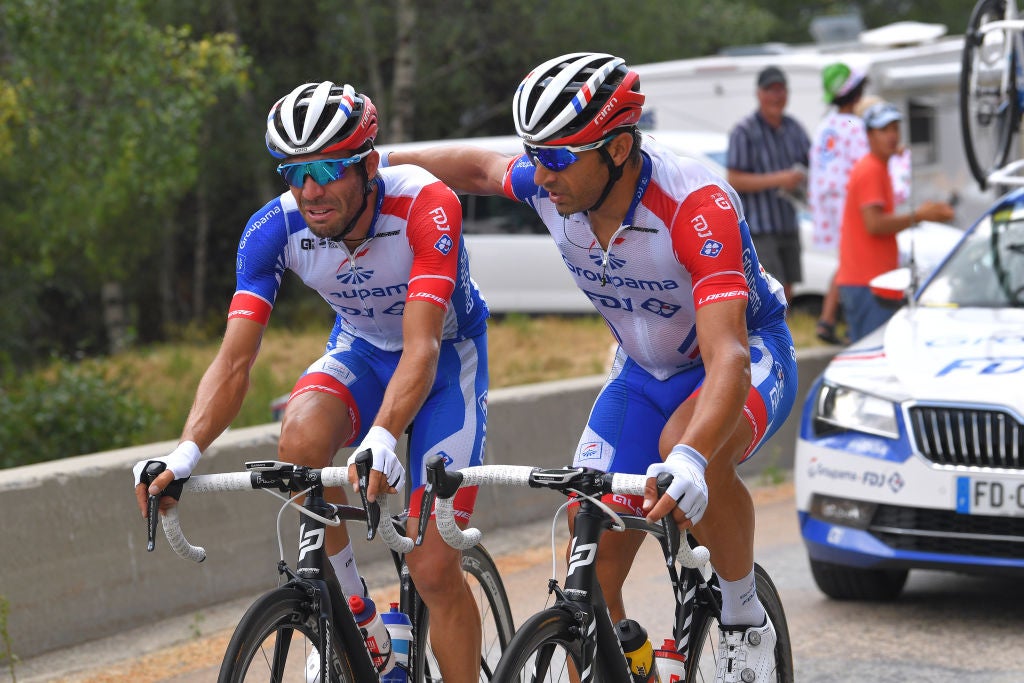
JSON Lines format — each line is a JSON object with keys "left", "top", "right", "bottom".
{"left": 814, "top": 382, "right": 899, "bottom": 439}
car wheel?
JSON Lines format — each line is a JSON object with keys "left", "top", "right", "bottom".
{"left": 809, "top": 558, "right": 908, "bottom": 601}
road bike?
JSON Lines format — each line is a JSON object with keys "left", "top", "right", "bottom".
{"left": 424, "top": 457, "right": 793, "bottom": 682}
{"left": 142, "top": 451, "right": 515, "bottom": 682}
{"left": 960, "top": 0, "right": 1024, "bottom": 188}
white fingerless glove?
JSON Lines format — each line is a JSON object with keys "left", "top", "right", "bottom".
{"left": 132, "top": 441, "right": 202, "bottom": 485}
{"left": 645, "top": 444, "right": 709, "bottom": 525}
{"left": 348, "top": 426, "right": 405, "bottom": 492}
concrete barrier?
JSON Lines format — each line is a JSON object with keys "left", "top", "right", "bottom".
{"left": 0, "top": 348, "right": 834, "bottom": 661}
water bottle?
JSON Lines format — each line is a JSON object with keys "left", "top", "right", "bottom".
{"left": 614, "top": 618, "right": 659, "bottom": 683}
{"left": 348, "top": 595, "right": 395, "bottom": 674}
{"left": 380, "top": 602, "right": 413, "bottom": 682}
{"left": 654, "top": 638, "right": 687, "bottom": 683}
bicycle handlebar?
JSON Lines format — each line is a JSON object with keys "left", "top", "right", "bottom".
{"left": 154, "top": 465, "right": 414, "bottom": 563}
{"left": 431, "top": 463, "right": 711, "bottom": 570}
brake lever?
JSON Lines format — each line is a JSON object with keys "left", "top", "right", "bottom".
{"left": 354, "top": 449, "right": 380, "bottom": 541}
{"left": 656, "top": 472, "right": 678, "bottom": 564}
{"left": 141, "top": 461, "right": 167, "bottom": 552}
{"left": 418, "top": 456, "right": 445, "bottom": 546}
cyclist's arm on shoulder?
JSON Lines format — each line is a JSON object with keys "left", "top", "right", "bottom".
{"left": 389, "top": 145, "right": 513, "bottom": 196}
{"left": 372, "top": 299, "right": 445, "bottom": 438}
{"left": 180, "top": 316, "right": 266, "bottom": 451}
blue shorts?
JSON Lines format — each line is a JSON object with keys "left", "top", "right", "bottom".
{"left": 291, "top": 332, "right": 488, "bottom": 492}
{"left": 573, "top": 322, "right": 797, "bottom": 477}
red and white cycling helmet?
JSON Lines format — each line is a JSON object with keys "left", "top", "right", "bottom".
{"left": 266, "top": 81, "right": 378, "bottom": 159}
{"left": 513, "top": 52, "right": 645, "bottom": 146}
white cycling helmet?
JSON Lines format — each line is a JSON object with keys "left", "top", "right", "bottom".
{"left": 513, "top": 52, "right": 645, "bottom": 146}
{"left": 266, "top": 81, "right": 378, "bottom": 159}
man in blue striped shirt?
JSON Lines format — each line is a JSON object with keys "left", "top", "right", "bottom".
{"left": 727, "top": 66, "right": 811, "bottom": 304}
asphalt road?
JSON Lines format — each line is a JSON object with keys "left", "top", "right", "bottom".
{"left": 12, "top": 481, "right": 1024, "bottom": 683}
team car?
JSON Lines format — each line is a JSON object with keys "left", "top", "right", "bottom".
{"left": 795, "top": 187, "right": 1024, "bottom": 600}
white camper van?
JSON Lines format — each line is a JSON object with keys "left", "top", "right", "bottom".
{"left": 633, "top": 21, "right": 994, "bottom": 227}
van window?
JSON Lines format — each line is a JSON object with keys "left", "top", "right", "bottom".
{"left": 908, "top": 99, "right": 937, "bottom": 165}
{"left": 460, "top": 194, "right": 547, "bottom": 235}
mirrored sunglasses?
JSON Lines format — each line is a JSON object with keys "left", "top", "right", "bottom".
{"left": 276, "top": 152, "right": 369, "bottom": 188}
{"left": 523, "top": 135, "right": 615, "bottom": 172}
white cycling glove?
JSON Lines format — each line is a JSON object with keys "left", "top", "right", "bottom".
{"left": 645, "top": 444, "right": 709, "bottom": 525}
{"left": 348, "top": 426, "right": 405, "bottom": 492}
{"left": 132, "top": 440, "right": 202, "bottom": 486}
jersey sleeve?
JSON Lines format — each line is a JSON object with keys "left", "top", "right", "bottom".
{"left": 671, "top": 185, "right": 750, "bottom": 309}
{"left": 501, "top": 154, "right": 540, "bottom": 203}
{"left": 405, "top": 181, "right": 464, "bottom": 309}
{"left": 229, "top": 201, "right": 289, "bottom": 325}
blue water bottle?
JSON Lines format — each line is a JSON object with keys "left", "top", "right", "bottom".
{"left": 380, "top": 602, "right": 413, "bottom": 682}
{"left": 348, "top": 595, "right": 394, "bottom": 674}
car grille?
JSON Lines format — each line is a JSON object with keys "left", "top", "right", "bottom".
{"left": 908, "top": 406, "right": 1024, "bottom": 470}
{"left": 870, "top": 504, "right": 1024, "bottom": 559}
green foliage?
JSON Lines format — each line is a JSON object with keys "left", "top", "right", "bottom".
{"left": 0, "top": 363, "right": 156, "bottom": 468}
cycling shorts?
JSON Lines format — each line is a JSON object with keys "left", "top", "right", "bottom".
{"left": 290, "top": 332, "right": 488, "bottom": 517}
{"left": 572, "top": 322, "right": 797, "bottom": 513}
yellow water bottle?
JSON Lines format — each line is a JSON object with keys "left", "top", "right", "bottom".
{"left": 614, "top": 618, "right": 660, "bottom": 683}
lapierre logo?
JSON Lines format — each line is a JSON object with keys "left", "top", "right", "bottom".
{"left": 429, "top": 206, "right": 451, "bottom": 231}
{"left": 697, "top": 289, "right": 746, "bottom": 305}
{"left": 298, "top": 524, "right": 324, "bottom": 562}
{"left": 567, "top": 538, "right": 598, "bottom": 577}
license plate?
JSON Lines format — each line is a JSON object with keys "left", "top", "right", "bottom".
{"left": 956, "top": 476, "right": 1024, "bottom": 517}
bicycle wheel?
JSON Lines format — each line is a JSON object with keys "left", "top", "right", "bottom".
{"left": 684, "top": 564, "right": 794, "bottom": 683}
{"left": 412, "top": 544, "right": 516, "bottom": 682}
{"left": 219, "top": 585, "right": 357, "bottom": 683}
{"left": 960, "top": 0, "right": 1020, "bottom": 188}
{"left": 490, "top": 608, "right": 584, "bottom": 682}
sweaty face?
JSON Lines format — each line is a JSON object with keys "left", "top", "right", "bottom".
{"left": 286, "top": 153, "right": 367, "bottom": 239}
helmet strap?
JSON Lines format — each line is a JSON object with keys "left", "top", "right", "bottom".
{"left": 585, "top": 147, "right": 624, "bottom": 214}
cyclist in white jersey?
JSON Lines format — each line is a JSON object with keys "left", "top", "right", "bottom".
{"left": 133, "top": 81, "right": 489, "bottom": 683}
{"left": 388, "top": 53, "right": 797, "bottom": 683}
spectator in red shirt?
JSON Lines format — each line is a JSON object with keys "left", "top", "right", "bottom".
{"left": 836, "top": 102, "right": 955, "bottom": 342}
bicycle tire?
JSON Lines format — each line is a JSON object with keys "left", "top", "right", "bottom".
{"left": 960, "top": 0, "right": 1020, "bottom": 188}
{"left": 684, "top": 563, "right": 793, "bottom": 683}
{"left": 490, "top": 607, "right": 586, "bottom": 682}
{"left": 412, "top": 544, "right": 516, "bottom": 682}
{"left": 218, "top": 585, "right": 357, "bottom": 683}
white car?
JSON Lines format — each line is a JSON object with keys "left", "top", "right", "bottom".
{"left": 380, "top": 132, "right": 961, "bottom": 314}
{"left": 795, "top": 189, "right": 1024, "bottom": 600}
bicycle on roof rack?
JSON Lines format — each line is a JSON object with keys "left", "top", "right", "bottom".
{"left": 423, "top": 456, "right": 794, "bottom": 683}
{"left": 959, "top": 0, "right": 1024, "bottom": 190}
{"left": 142, "top": 449, "right": 514, "bottom": 683}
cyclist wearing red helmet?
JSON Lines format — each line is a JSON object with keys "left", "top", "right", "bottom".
{"left": 390, "top": 53, "right": 796, "bottom": 682}
{"left": 134, "top": 80, "right": 489, "bottom": 683}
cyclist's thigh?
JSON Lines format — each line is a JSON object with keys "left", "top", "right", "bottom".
{"left": 742, "top": 323, "right": 798, "bottom": 461}
{"left": 407, "top": 334, "right": 487, "bottom": 520}
{"left": 407, "top": 334, "right": 488, "bottom": 486}
{"left": 574, "top": 354, "right": 703, "bottom": 476}
{"left": 280, "top": 335, "right": 389, "bottom": 463}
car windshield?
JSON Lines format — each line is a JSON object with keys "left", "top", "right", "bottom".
{"left": 918, "top": 196, "right": 1024, "bottom": 308}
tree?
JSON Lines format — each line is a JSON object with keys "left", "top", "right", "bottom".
{"left": 0, "top": 0, "right": 249, "bottom": 365}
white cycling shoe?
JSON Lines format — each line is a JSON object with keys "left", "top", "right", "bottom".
{"left": 715, "top": 614, "right": 777, "bottom": 683}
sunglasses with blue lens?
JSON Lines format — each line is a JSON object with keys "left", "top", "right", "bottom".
{"left": 276, "top": 152, "right": 369, "bottom": 188}
{"left": 523, "top": 135, "right": 615, "bottom": 172}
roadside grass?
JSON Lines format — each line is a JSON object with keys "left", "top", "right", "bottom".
{"left": 107, "top": 309, "right": 827, "bottom": 445}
